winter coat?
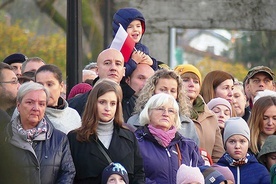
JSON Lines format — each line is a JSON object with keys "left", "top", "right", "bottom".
{"left": 67, "top": 124, "right": 145, "bottom": 184}
{"left": 46, "top": 97, "right": 81, "bottom": 134}
{"left": 121, "top": 81, "right": 137, "bottom": 122}
{"left": 192, "top": 95, "right": 224, "bottom": 163}
{"left": 4, "top": 116, "right": 76, "bottom": 184}
{"left": 135, "top": 125, "right": 204, "bottom": 184}
{"left": 217, "top": 152, "right": 270, "bottom": 184}
{"left": 112, "top": 7, "right": 158, "bottom": 77}
{"left": 0, "top": 109, "right": 10, "bottom": 133}
{"left": 242, "top": 106, "right": 251, "bottom": 122}
{"left": 68, "top": 90, "right": 90, "bottom": 117}
{"left": 128, "top": 113, "right": 199, "bottom": 145}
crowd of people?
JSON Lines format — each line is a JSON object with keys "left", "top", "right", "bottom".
{"left": 0, "top": 7, "right": 276, "bottom": 184}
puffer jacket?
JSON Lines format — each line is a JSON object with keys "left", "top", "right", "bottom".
{"left": 128, "top": 113, "right": 200, "bottom": 146}
{"left": 217, "top": 152, "right": 270, "bottom": 184}
{"left": 4, "top": 116, "right": 76, "bottom": 184}
{"left": 135, "top": 125, "right": 204, "bottom": 184}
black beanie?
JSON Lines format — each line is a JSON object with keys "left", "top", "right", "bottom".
{"left": 101, "top": 163, "right": 129, "bottom": 184}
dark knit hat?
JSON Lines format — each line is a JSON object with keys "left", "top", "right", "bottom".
{"left": 101, "top": 163, "right": 129, "bottom": 184}
{"left": 200, "top": 165, "right": 226, "bottom": 184}
{"left": 3, "top": 53, "right": 27, "bottom": 65}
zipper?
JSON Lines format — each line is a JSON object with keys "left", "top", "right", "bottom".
{"left": 165, "top": 148, "right": 171, "bottom": 157}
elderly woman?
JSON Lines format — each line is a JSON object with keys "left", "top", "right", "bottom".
{"left": 128, "top": 69, "right": 199, "bottom": 145}
{"left": 3, "top": 82, "right": 75, "bottom": 183}
{"left": 135, "top": 93, "right": 204, "bottom": 183}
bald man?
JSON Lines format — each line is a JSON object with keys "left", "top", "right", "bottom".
{"left": 69, "top": 48, "right": 126, "bottom": 116}
{"left": 122, "top": 63, "right": 155, "bottom": 121}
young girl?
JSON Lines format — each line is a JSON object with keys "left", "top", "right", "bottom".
{"left": 112, "top": 7, "right": 158, "bottom": 77}
{"left": 102, "top": 163, "right": 129, "bottom": 184}
{"left": 207, "top": 97, "right": 232, "bottom": 132}
{"left": 67, "top": 79, "right": 144, "bottom": 184}
{"left": 217, "top": 117, "right": 270, "bottom": 184}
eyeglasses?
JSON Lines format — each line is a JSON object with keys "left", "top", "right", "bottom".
{"left": 0, "top": 78, "right": 19, "bottom": 84}
{"left": 151, "top": 107, "right": 176, "bottom": 115}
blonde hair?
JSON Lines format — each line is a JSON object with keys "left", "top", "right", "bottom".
{"left": 134, "top": 69, "right": 191, "bottom": 117}
{"left": 249, "top": 96, "right": 276, "bottom": 154}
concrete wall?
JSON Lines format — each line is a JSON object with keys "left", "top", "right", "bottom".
{"left": 128, "top": 0, "right": 276, "bottom": 63}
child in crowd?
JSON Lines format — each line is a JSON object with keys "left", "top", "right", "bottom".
{"left": 217, "top": 117, "right": 270, "bottom": 184}
{"left": 258, "top": 135, "right": 276, "bottom": 171}
{"left": 102, "top": 163, "right": 129, "bottom": 184}
{"left": 112, "top": 7, "right": 158, "bottom": 77}
{"left": 207, "top": 97, "right": 232, "bottom": 135}
{"left": 200, "top": 165, "right": 228, "bottom": 184}
{"left": 211, "top": 164, "right": 235, "bottom": 184}
{"left": 176, "top": 164, "right": 204, "bottom": 184}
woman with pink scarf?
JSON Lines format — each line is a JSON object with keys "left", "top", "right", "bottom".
{"left": 135, "top": 93, "right": 204, "bottom": 184}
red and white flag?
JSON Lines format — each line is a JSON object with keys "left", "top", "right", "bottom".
{"left": 110, "top": 24, "right": 135, "bottom": 63}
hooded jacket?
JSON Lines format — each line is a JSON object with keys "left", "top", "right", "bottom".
{"left": 112, "top": 7, "right": 158, "bottom": 77}
{"left": 257, "top": 135, "right": 276, "bottom": 169}
{"left": 217, "top": 152, "right": 270, "bottom": 184}
{"left": 4, "top": 116, "right": 76, "bottom": 184}
{"left": 135, "top": 125, "right": 204, "bottom": 184}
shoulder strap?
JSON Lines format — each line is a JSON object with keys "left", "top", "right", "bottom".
{"left": 96, "top": 141, "right": 112, "bottom": 164}
{"left": 176, "top": 143, "right": 182, "bottom": 167}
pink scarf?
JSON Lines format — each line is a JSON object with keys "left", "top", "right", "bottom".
{"left": 148, "top": 124, "right": 177, "bottom": 147}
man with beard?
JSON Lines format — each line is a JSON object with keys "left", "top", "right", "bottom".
{"left": 0, "top": 62, "right": 20, "bottom": 130}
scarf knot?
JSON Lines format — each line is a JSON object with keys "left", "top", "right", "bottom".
{"left": 17, "top": 118, "right": 48, "bottom": 142}
{"left": 148, "top": 124, "right": 176, "bottom": 147}
{"left": 224, "top": 153, "right": 249, "bottom": 166}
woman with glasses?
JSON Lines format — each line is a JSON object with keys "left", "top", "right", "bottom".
{"left": 135, "top": 93, "right": 204, "bottom": 183}
{"left": 127, "top": 69, "right": 199, "bottom": 145}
